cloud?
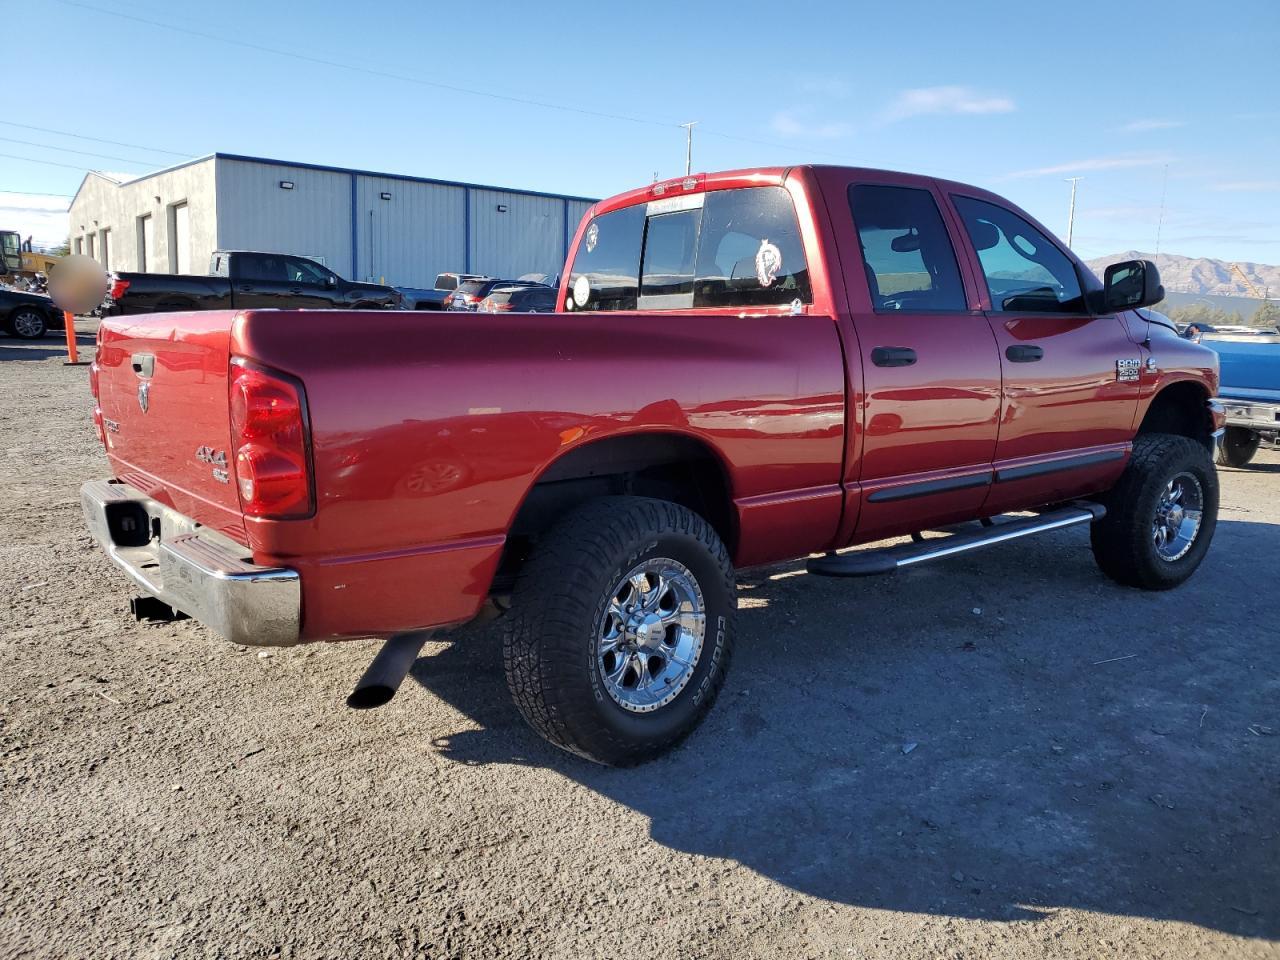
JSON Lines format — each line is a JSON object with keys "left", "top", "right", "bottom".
{"left": 1002, "top": 154, "right": 1174, "bottom": 179}
{"left": 770, "top": 110, "right": 852, "bottom": 140}
{"left": 0, "top": 192, "right": 70, "bottom": 248}
{"left": 1209, "top": 180, "right": 1280, "bottom": 192}
{"left": 881, "top": 86, "right": 1015, "bottom": 122}
{"left": 1121, "top": 118, "right": 1186, "bottom": 132}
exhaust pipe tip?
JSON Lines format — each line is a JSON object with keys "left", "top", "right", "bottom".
{"left": 346, "top": 631, "right": 430, "bottom": 711}
{"left": 346, "top": 684, "right": 397, "bottom": 710}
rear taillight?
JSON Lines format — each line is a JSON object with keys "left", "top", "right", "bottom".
{"left": 88, "top": 361, "right": 99, "bottom": 399}
{"left": 109, "top": 278, "right": 130, "bottom": 300}
{"left": 229, "top": 361, "right": 313, "bottom": 519}
{"left": 495, "top": 302, "right": 516, "bottom": 311}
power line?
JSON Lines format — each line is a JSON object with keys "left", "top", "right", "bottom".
{"left": 0, "top": 119, "right": 190, "bottom": 159}
{"left": 0, "top": 151, "right": 117, "bottom": 174}
{"left": 0, "top": 135, "right": 158, "bottom": 168}
{"left": 56, "top": 0, "right": 677, "bottom": 130}
{"left": 0, "top": 188, "right": 74, "bottom": 198}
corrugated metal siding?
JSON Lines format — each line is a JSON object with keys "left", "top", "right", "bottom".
{"left": 469, "top": 189, "right": 565, "bottom": 279}
{"left": 354, "top": 176, "right": 466, "bottom": 286}
{"left": 214, "top": 159, "right": 353, "bottom": 274}
{"left": 565, "top": 200, "right": 594, "bottom": 241}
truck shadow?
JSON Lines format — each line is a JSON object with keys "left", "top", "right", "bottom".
{"left": 408, "top": 518, "right": 1279, "bottom": 938}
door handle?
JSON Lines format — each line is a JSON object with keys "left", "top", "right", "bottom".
{"left": 1005, "top": 344, "right": 1044, "bottom": 363}
{"left": 871, "top": 346, "right": 917, "bottom": 368}
{"left": 130, "top": 353, "right": 154, "bottom": 378}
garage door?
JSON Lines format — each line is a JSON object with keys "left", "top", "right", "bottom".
{"left": 173, "top": 202, "right": 190, "bottom": 274}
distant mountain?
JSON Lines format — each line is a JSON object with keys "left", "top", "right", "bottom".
{"left": 1085, "top": 251, "right": 1280, "bottom": 299}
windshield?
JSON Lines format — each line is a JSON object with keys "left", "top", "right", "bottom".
{"left": 0, "top": 232, "right": 21, "bottom": 273}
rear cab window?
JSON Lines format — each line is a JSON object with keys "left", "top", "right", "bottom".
{"left": 566, "top": 185, "right": 811, "bottom": 313}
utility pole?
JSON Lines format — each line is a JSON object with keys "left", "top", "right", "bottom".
{"left": 679, "top": 121, "right": 698, "bottom": 177}
{"left": 1064, "top": 177, "right": 1082, "bottom": 248}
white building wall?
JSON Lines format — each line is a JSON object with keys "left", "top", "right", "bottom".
{"left": 354, "top": 175, "right": 466, "bottom": 287}
{"left": 214, "top": 159, "right": 353, "bottom": 274}
{"left": 67, "top": 159, "right": 217, "bottom": 274}
{"left": 468, "top": 189, "right": 566, "bottom": 280}
{"left": 69, "top": 154, "right": 594, "bottom": 286}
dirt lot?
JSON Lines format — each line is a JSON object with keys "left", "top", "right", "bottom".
{"left": 1, "top": 326, "right": 1277, "bottom": 960}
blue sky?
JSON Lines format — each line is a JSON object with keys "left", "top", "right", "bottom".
{"left": 5, "top": 0, "right": 1278, "bottom": 264}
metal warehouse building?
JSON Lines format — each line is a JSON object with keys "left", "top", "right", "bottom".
{"left": 68, "top": 153, "right": 596, "bottom": 287}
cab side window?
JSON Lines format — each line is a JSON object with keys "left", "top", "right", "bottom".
{"left": 953, "top": 196, "right": 1086, "bottom": 313}
{"left": 237, "top": 253, "right": 288, "bottom": 283}
{"left": 848, "top": 184, "right": 966, "bottom": 312}
{"left": 285, "top": 257, "right": 331, "bottom": 286}
{"left": 693, "top": 186, "right": 810, "bottom": 308}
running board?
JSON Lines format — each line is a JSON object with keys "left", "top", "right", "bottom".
{"left": 807, "top": 502, "right": 1107, "bottom": 578}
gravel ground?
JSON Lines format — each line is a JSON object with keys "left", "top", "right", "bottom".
{"left": 2, "top": 325, "right": 1277, "bottom": 959}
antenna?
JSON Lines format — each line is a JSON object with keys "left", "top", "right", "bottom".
{"left": 679, "top": 121, "right": 699, "bottom": 177}
{"left": 1155, "top": 163, "right": 1169, "bottom": 255}
{"left": 1064, "top": 177, "right": 1083, "bottom": 248}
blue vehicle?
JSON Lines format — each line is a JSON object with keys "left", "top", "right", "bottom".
{"left": 1203, "top": 330, "right": 1280, "bottom": 467}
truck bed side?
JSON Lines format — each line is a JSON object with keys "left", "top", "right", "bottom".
{"left": 232, "top": 309, "right": 847, "bottom": 639}
{"left": 112, "top": 272, "right": 234, "bottom": 314}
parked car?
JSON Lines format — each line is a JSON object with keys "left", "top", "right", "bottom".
{"left": 82, "top": 165, "right": 1222, "bottom": 766}
{"left": 398, "top": 273, "right": 488, "bottom": 311}
{"left": 0, "top": 286, "right": 64, "bottom": 339}
{"left": 1202, "top": 330, "right": 1280, "bottom": 466}
{"left": 106, "top": 251, "right": 403, "bottom": 315}
{"left": 478, "top": 285, "right": 557, "bottom": 313}
{"left": 443, "top": 278, "right": 547, "bottom": 311}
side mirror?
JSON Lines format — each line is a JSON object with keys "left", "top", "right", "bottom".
{"left": 324, "top": 274, "right": 338, "bottom": 289}
{"left": 1103, "top": 259, "right": 1163, "bottom": 312}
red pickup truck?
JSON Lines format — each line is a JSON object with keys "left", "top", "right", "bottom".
{"left": 83, "top": 165, "right": 1224, "bottom": 765}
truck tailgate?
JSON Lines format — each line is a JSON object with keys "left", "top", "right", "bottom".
{"left": 95, "top": 311, "right": 247, "bottom": 543}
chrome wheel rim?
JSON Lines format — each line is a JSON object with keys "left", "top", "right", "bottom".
{"left": 13, "top": 311, "right": 44, "bottom": 337}
{"left": 1153, "top": 472, "right": 1203, "bottom": 562}
{"left": 597, "top": 558, "right": 705, "bottom": 714}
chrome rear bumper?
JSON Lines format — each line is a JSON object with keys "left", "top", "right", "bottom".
{"left": 80, "top": 478, "right": 300, "bottom": 646}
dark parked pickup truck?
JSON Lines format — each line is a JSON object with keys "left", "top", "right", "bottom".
{"left": 84, "top": 165, "right": 1224, "bottom": 765}
{"left": 107, "top": 251, "right": 403, "bottom": 315}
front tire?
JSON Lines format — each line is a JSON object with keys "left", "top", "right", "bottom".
{"left": 1091, "top": 433, "right": 1218, "bottom": 590}
{"left": 503, "top": 496, "right": 735, "bottom": 765}
{"left": 1216, "top": 427, "right": 1260, "bottom": 468}
{"left": 7, "top": 308, "right": 48, "bottom": 339}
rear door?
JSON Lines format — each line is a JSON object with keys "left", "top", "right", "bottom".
{"left": 837, "top": 176, "right": 1002, "bottom": 541}
{"left": 948, "top": 194, "right": 1140, "bottom": 512}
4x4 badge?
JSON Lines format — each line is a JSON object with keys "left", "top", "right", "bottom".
{"left": 137, "top": 380, "right": 150, "bottom": 412}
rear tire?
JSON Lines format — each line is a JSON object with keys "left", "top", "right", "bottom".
{"left": 1090, "top": 433, "right": 1218, "bottom": 590}
{"left": 1216, "top": 427, "right": 1259, "bottom": 468}
{"left": 7, "top": 308, "right": 48, "bottom": 339}
{"left": 503, "top": 496, "right": 735, "bottom": 766}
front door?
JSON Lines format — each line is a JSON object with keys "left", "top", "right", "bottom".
{"left": 948, "top": 195, "right": 1141, "bottom": 512}
{"left": 233, "top": 254, "right": 334, "bottom": 309}
{"left": 840, "top": 179, "right": 1002, "bottom": 542}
